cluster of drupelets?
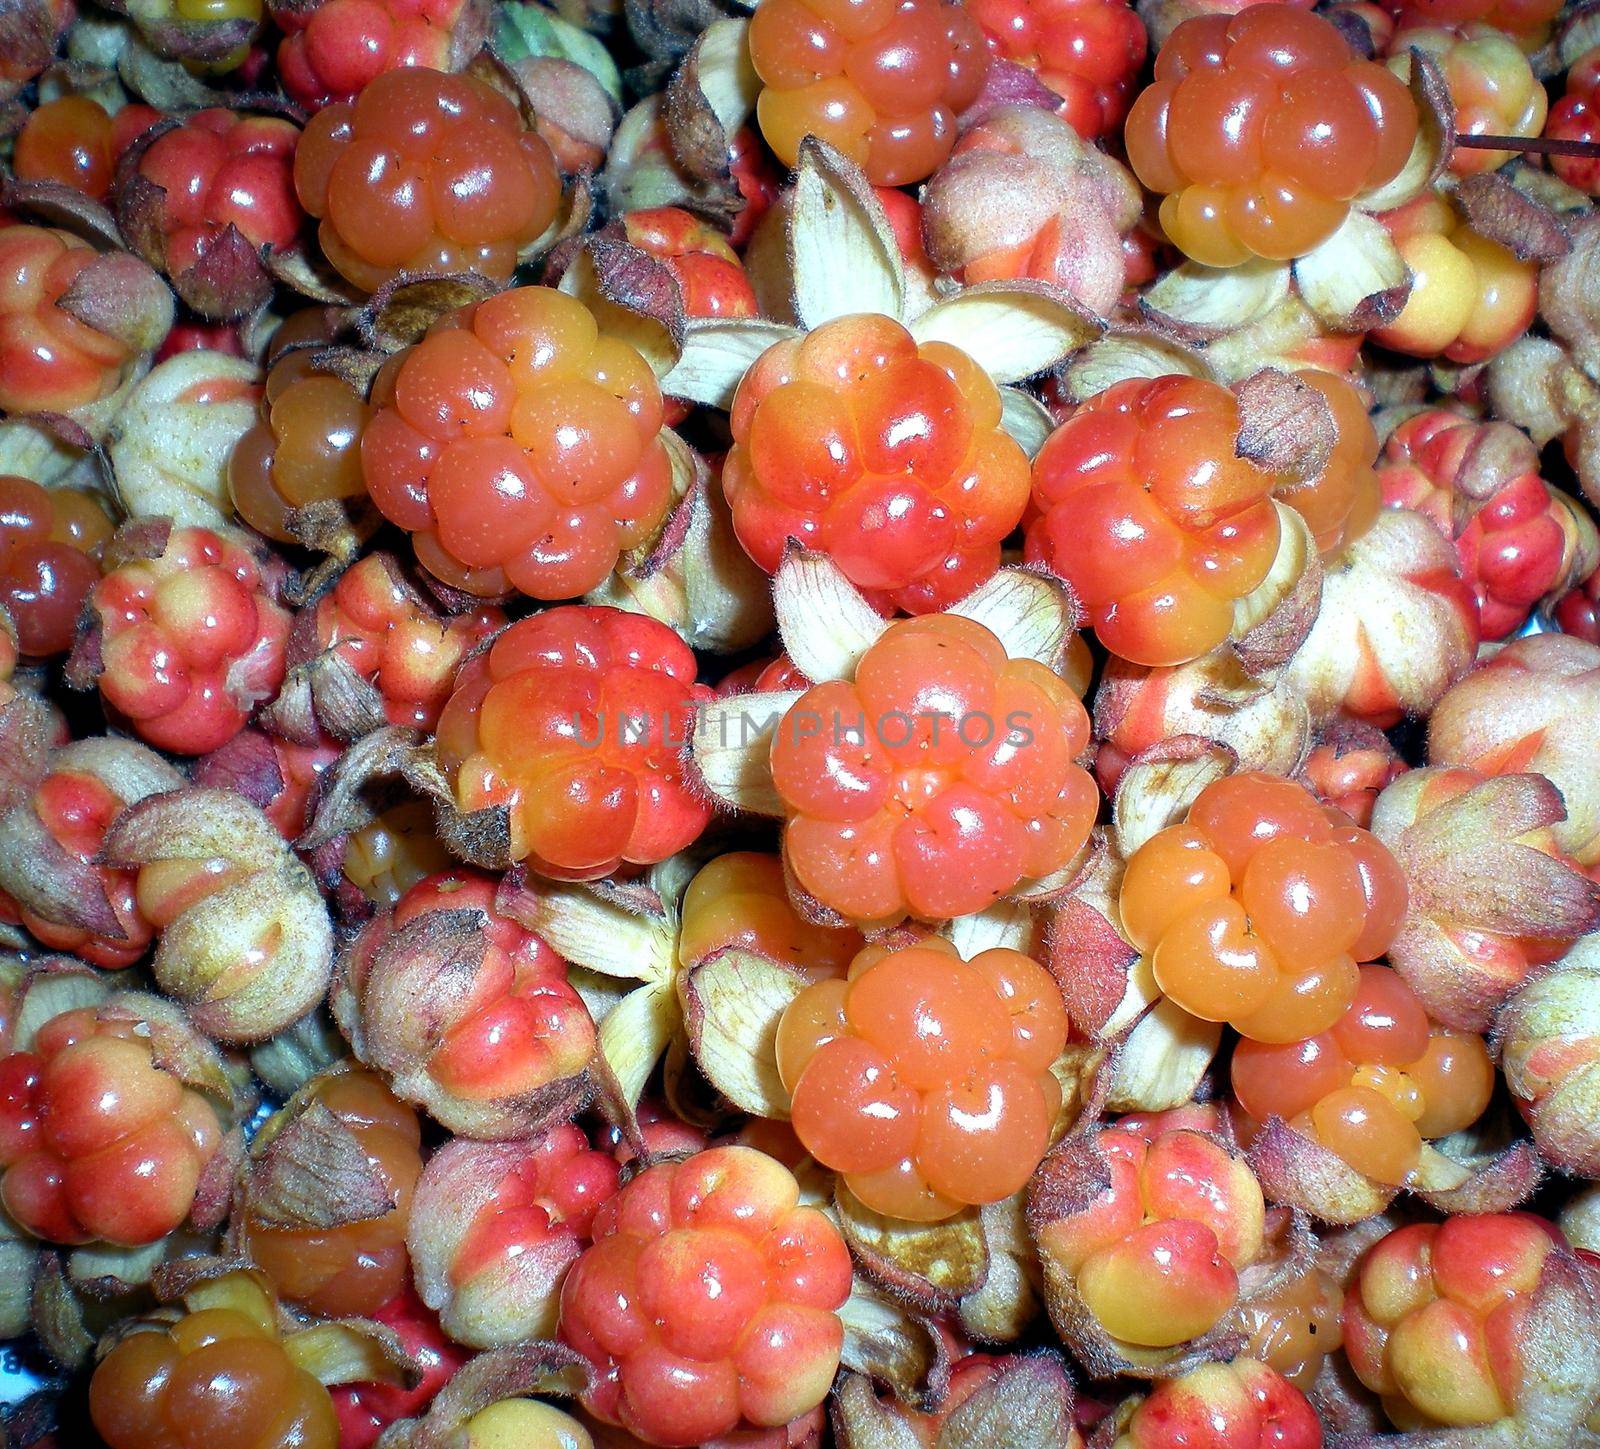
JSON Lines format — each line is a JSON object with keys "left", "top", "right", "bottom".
{"left": 4, "top": 0, "right": 1600, "bottom": 1442}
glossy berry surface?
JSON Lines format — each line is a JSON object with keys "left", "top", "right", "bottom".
{"left": 1385, "top": 0, "right": 1560, "bottom": 38}
{"left": 89, "top": 1272, "right": 340, "bottom": 1449}
{"left": 0, "top": 474, "right": 113, "bottom": 657}
{"left": 228, "top": 347, "right": 370, "bottom": 545}
{"left": 1546, "top": 53, "right": 1600, "bottom": 194}
{"left": 750, "top": 0, "right": 990, "bottom": 186}
{"left": 1554, "top": 560, "right": 1600, "bottom": 642}
{"left": 1125, "top": 7, "right": 1416, "bottom": 265}
{"left": 622, "top": 208, "right": 759, "bottom": 321}
{"left": 1036, "top": 1118, "right": 1264, "bottom": 1348}
{"left": 1390, "top": 23, "right": 1545, "bottom": 176}
{"left": 434, "top": 608, "right": 712, "bottom": 878}
{"left": 1114, "top": 1361, "right": 1322, "bottom": 1449}
{"left": 362, "top": 286, "right": 674, "bottom": 600}
{"left": 1343, "top": 1213, "right": 1564, "bottom": 1428}
{"left": 1238, "top": 1267, "right": 1345, "bottom": 1389}
{"left": 0, "top": 1005, "right": 224, "bottom": 1245}
{"left": 131, "top": 110, "right": 303, "bottom": 276}
{"left": 1378, "top": 409, "right": 1569, "bottom": 639}
{"left": 0, "top": 224, "right": 137, "bottom": 414}
{"left": 780, "top": 939, "right": 1066, "bottom": 1220}
{"left": 309, "top": 553, "right": 504, "bottom": 731}
{"left": 679, "top": 851, "right": 861, "bottom": 975}
{"left": 968, "top": 0, "right": 1146, "bottom": 138}
{"left": 559, "top": 1145, "right": 852, "bottom": 1447}
{"left": 12, "top": 95, "right": 158, "bottom": 202}
{"left": 244, "top": 1070, "right": 422, "bottom": 1316}
{"left": 1121, "top": 771, "right": 1408, "bottom": 1041}
{"left": 294, "top": 68, "right": 561, "bottom": 291}
{"left": 1370, "top": 194, "right": 1536, "bottom": 363}
{"left": 1300, "top": 739, "right": 1407, "bottom": 830}
{"left": 1025, "top": 376, "right": 1285, "bottom": 667}
{"left": 726, "top": 313, "right": 1029, "bottom": 613}
{"left": 275, "top": 0, "right": 478, "bottom": 110}
{"left": 410, "top": 1121, "right": 621, "bottom": 1344}
{"left": 772, "top": 614, "right": 1097, "bottom": 922}
{"left": 83, "top": 525, "right": 290, "bottom": 755}
{"left": 1233, "top": 965, "right": 1495, "bottom": 1186}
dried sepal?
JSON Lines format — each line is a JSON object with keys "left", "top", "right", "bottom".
{"left": 2, "top": 175, "right": 122, "bottom": 249}
{"left": 554, "top": 233, "right": 685, "bottom": 383}
{"left": 1356, "top": 45, "right": 1454, "bottom": 213}
{"left": 0, "top": 1210, "right": 36, "bottom": 1340}
{"left": 787, "top": 135, "right": 907, "bottom": 330}
{"left": 100, "top": 787, "right": 336, "bottom": 1043}
{"left": 1141, "top": 257, "right": 1292, "bottom": 339}
{"left": 587, "top": 441, "right": 775, "bottom": 652}
{"left": 374, "top": 1342, "right": 590, "bottom": 1449}
{"left": 1057, "top": 327, "right": 1213, "bottom": 402}
{"left": 836, "top": 1276, "right": 950, "bottom": 1411}
{"left": 1453, "top": 172, "right": 1571, "bottom": 264}
{"left": 1109, "top": 736, "right": 1237, "bottom": 860}
{"left": 944, "top": 565, "right": 1078, "bottom": 672}
{"left": 1372, "top": 767, "right": 1600, "bottom": 1031}
{"left": 248, "top": 1009, "right": 345, "bottom": 1099}
{"left": 353, "top": 272, "right": 501, "bottom": 355}
{"left": 1290, "top": 211, "right": 1410, "bottom": 333}
{"left": 662, "top": 16, "right": 759, "bottom": 190}
{"left": 1227, "top": 503, "right": 1321, "bottom": 670}
{"left": 689, "top": 688, "right": 803, "bottom": 816}
{"left": 773, "top": 545, "right": 889, "bottom": 683}
{"left": 681, "top": 946, "right": 807, "bottom": 1117}
{"left": 837, "top": 1186, "right": 990, "bottom": 1313}
{"left": 908, "top": 282, "right": 1100, "bottom": 386}
{"left": 105, "top": 349, "right": 261, "bottom": 528}
{"left": 659, "top": 314, "right": 802, "bottom": 409}
{"left": 1102, "top": 994, "right": 1221, "bottom": 1114}
{"left": 335, "top": 906, "right": 591, "bottom": 1137}
{"left": 997, "top": 386, "right": 1055, "bottom": 457}
{"left": 243, "top": 1073, "right": 398, "bottom": 1231}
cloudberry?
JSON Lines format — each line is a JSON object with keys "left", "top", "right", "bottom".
{"left": 337, "top": 799, "right": 455, "bottom": 913}
{"left": 1239, "top": 1267, "right": 1345, "bottom": 1389}
{"left": 121, "top": 110, "right": 303, "bottom": 315}
{"left": 1370, "top": 194, "right": 1536, "bottom": 363}
{"left": 409, "top": 1122, "right": 621, "bottom": 1346}
{"left": 90, "top": 1272, "right": 340, "bottom": 1449}
{"left": 228, "top": 347, "right": 371, "bottom": 548}
{"left": 1385, "top": 0, "right": 1559, "bottom": 39}
{"left": 0, "top": 739, "right": 179, "bottom": 969}
{"left": 1233, "top": 964, "right": 1495, "bottom": 1186}
{"left": 967, "top": 0, "right": 1146, "bottom": 138}
{"left": 1546, "top": 53, "right": 1600, "bottom": 195}
{"left": 1125, "top": 7, "right": 1417, "bottom": 265}
{"left": 679, "top": 851, "right": 860, "bottom": 977}
{"left": 623, "top": 208, "right": 759, "bottom": 321}
{"left": 12, "top": 95, "right": 159, "bottom": 202}
{"left": 0, "top": 225, "right": 140, "bottom": 415}
{"left": 0, "top": 1004, "right": 227, "bottom": 1245}
{"left": 337, "top": 869, "right": 595, "bottom": 1135}
{"left": 0, "top": 475, "right": 113, "bottom": 657}
{"left": 1114, "top": 1361, "right": 1322, "bottom": 1449}
{"left": 76, "top": 524, "right": 290, "bottom": 756}
{"left": 771, "top": 613, "right": 1097, "bottom": 922}
{"left": 725, "top": 313, "right": 1030, "bottom": 613}
{"left": 1120, "top": 771, "right": 1408, "bottom": 1041}
{"left": 274, "top": 0, "right": 483, "bottom": 110}
{"left": 559, "top": 1145, "right": 852, "bottom": 1447}
{"left": 242, "top": 1069, "right": 423, "bottom": 1317}
{"left": 362, "top": 286, "right": 674, "bottom": 600}
{"left": 1025, "top": 376, "right": 1287, "bottom": 667}
{"left": 294, "top": 68, "right": 562, "bottom": 292}
{"left": 1343, "top": 1213, "right": 1566, "bottom": 1429}
{"left": 749, "top": 0, "right": 990, "bottom": 186}
{"left": 1274, "top": 372, "right": 1381, "bottom": 557}
{"left": 1034, "top": 1118, "right": 1264, "bottom": 1349}
{"left": 1389, "top": 24, "right": 1545, "bottom": 177}
{"left": 434, "top": 608, "right": 712, "bottom": 878}
{"left": 1378, "top": 410, "right": 1572, "bottom": 640}
{"left": 780, "top": 939, "right": 1067, "bottom": 1221}
{"left": 300, "top": 553, "right": 504, "bottom": 732}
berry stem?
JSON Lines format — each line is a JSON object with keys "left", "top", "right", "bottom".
{"left": 1454, "top": 131, "right": 1600, "bottom": 158}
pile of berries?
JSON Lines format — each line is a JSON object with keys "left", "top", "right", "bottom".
{"left": 3, "top": 0, "right": 1600, "bottom": 1441}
